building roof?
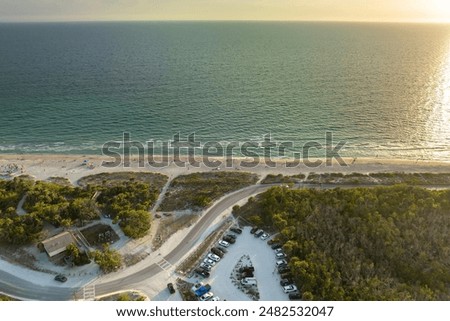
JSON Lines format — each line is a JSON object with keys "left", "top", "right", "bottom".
{"left": 41, "top": 232, "right": 74, "bottom": 257}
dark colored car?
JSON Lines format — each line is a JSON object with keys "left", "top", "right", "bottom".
{"left": 215, "top": 246, "right": 227, "bottom": 254}
{"left": 280, "top": 272, "right": 293, "bottom": 280}
{"left": 230, "top": 227, "right": 243, "bottom": 234}
{"left": 54, "top": 274, "right": 67, "bottom": 282}
{"left": 271, "top": 243, "right": 282, "bottom": 250}
{"left": 195, "top": 268, "right": 210, "bottom": 278}
{"left": 278, "top": 266, "right": 290, "bottom": 274}
{"left": 239, "top": 266, "right": 255, "bottom": 273}
{"left": 242, "top": 271, "right": 254, "bottom": 278}
{"left": 225, "top": 234, "right": 237, "bottom": 240}
{"left": 211, "top": 247, "right": 224, "bottom": 258}
{"left": 289, "top": 292, "right": 301, "bottom": 301}
{"left": 280, "top": 279, "right": 292, "bottom": 286}
{"left": 223, "top": 236, "right": 236, "bottom": 244}
{"left": 167, "top": 283, "right": 176, "bottom": 294}
{"left": 250, "top": 227, "right": 258, "bottom": 234}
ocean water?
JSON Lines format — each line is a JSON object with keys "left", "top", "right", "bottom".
{"left": 0, "top": 22, "right": 449, "bottom": 159}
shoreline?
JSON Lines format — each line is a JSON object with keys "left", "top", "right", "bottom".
{"left": 2, "top": 153, "right": 450, "bottom": 184}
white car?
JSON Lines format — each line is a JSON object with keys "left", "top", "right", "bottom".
{"left": 199, "top": 263, "right": 212, "bottom": 271}
{"left": 210, "top": 296, "right": 220, "bottom": 301}
{"left": 276, "top": 252, "right": 286, "bottom": 259}
{"left": 283, "top": 285, "right": 298, "bottom": 293}
{"left": 274, "top": 248, "right": 284, "bottom": 254}
{"left": 276, "top": 259, "right": 288, "bottom": 267}
{"left": 207, "top": 253, "right": 221, "bottom": 262}
{"left": 200, "top": 292, "right": 214, "bottom": 301}
{"left": 260, "top": 233, "right": 269, "bottom": 240}
{"left": 203, "top": 258, "right": 216, "bottom": 266}
{"left": 218, "top": 240, "right": 230, "bottom": 248}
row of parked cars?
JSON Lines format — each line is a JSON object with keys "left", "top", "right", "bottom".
{"left": 273, "top": 247, "right": 301, "bottom": 300}
{"left": 250, "top": 226, "right": 269, "bottom": 240}
{"left": 194, "top": 226, "right": 243, "bottom": 280}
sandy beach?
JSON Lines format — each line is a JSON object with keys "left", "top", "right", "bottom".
{"left": 1, "top": 153, "right": 450, "bottom": 184}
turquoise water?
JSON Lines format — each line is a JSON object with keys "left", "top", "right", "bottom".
{"left": 1, "top": 22, "right": 449, "bottom": 159}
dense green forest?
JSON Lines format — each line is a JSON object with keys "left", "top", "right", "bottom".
{"left": 236, "top": 185, "right": 450, "bottom": 300}
{"left": 0, "top": 175, "right": 162, "bottom": 244}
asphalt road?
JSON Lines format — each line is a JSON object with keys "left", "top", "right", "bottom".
{"left": 0, "top": 184, "right": 273, "bottom": 300}
{"left": 3, "top": 182, "right": 447, "bottom": 300}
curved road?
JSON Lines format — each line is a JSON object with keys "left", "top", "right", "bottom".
{"left": 0, "top": 183, "right": 274, "bottom": 300}
{"left": 3, "top": 182, "right": 446, "bottom": 300}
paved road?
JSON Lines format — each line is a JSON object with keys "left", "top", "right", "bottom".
{"left": 95, "top": 183, "right": 274, "bottom": 296}
{"left": 2, "top": 182, "right": 448, "bottom": 300}
{"left": 0, "top": 269, "right": 75, "bottom": 301}
{"left": 0, "top": 184, "right": 274, "bottom": 300}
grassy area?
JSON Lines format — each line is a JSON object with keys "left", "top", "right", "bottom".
{"left": 305, "top": 172, "right": 450, "bottom": 185}
{"left": 261, "top": 173, "right": 305, "bottom": 184}
{"left": 176, "top": 279, "right": 197, "bottom": 301}
{"left": 0, "top": 294, "right": 17, "bottom": 301}
{"left": 47, "top": 176, "right": 72, "bottom": 186}
{"left": 158, "top": 172, "right": 259, "bottom": 212}
{"left": 98, "top": 291, "right": 147, "bottom": 301}
{"left": 152, "top": 214, "right": 199, "bottom": 250}
{"left": 80, "top": 224, "right": 120, "bottom": 248}
{"left": 78, "top": 172, "right": 168, "bottom": 189}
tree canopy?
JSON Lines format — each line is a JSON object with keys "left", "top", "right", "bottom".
{"left": 237, "top": 185, "right": 450, "bottom": 300}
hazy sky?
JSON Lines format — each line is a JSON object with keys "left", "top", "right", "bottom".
{"left": 1, "top": 0, "right": 450, "bottom": 23}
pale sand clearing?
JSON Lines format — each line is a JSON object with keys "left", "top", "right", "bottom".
{"left": 1, "top": 154, "right": 450, "bottom": 184}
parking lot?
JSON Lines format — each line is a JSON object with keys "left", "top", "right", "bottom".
{"left": 190, "top": 226, "right": 289, "bottom": 301}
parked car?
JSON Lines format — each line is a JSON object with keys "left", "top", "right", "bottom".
{"left": 225, "top": 234, "right": 237, "bottom": 240}
{"left": 241, "top": 271, "right": 254, "bottom": 278}
{"left": 211, "top": 247, "right": 224, "bottom": 258}
{"left": 239, "top": 266, "right": 255, "bottom": 273}
{"left": 195, "top": 284, "right": 212, "bottom": 297}
{"left": 274, "top": 248, "right": 284, "bottom": 254}
{"left": 207, "top": 253, "right": 221, "bottom": 262}
{"left": 200, "top": 292, "right": 214, "bottom": 301}
{"left": 254, "top": 229, "right": 264, "bottom": 237}
{"left": 203, "top": 258, "right": 216, "bottom": 266}
{"left": 210, "top": 296, "right": 220, "bottom": 301}
{"left": 223, "top": 236, "right": 236, "bottom": 244}
{"left": 230, "top": 227, "right": 242, "bottom": 234}
{"left": 240, "top": 277, "right": 258, "bottom": 286}
{"left": 276, "top": 252, "right": 287, "bottom": 259}
{"left": 278, "top": 267, "right": 291, "bottom": 274}
{"left": 167, "top": 283, "right": 176, "bottom": 294}
{"left": 276, "top": 259, "right": 288, "bottom": 267}
{"left": 199, "top": 263, "right": 212, "bottom": 271}
{"left": 54, "top": 274, "right": 67, "bottom": 283}
{"left": 260, "top": 233, "right": 270, "bottom": 240}
{"left": 283, "top": 285, "right": 298, "bottom": 294}
{"left": 215, "top": 246, "right": 227, "bottom": 254}
{"left": 271, "top": 243, "right": 282, "bottom": 250}
{"left": 280, "top": 272, "right": 293, "bottom": 280}
{"left": 191, "top": 282, "right": 204, "bottom": 293}
{"left": 289, "top": 292, "right": 301, "bottom": 301}
{"left": 280, "top": 279, "right": 291, "bottom": 286}
{"left": 218, "top": 240, "right": 230, "bottom": 247}
{"left": 250, "top": 226, "right": 258, "bottom": 234}
{"left": 195, "top": 268, "right": 210, "bottom": 278}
